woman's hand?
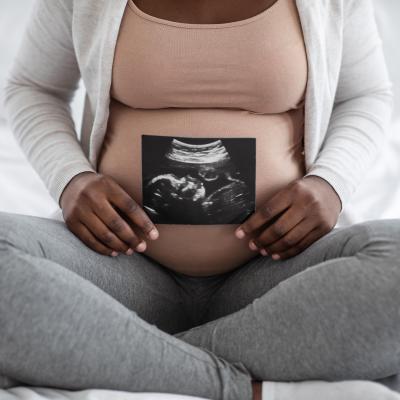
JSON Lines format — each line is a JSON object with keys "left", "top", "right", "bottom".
{"left": 60, "top": 172, "right": 159, "bottom": 257}
{"left": 234, "top": 176, "right": 342, "bottom": 260}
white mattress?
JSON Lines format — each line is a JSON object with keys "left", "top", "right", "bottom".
{"left": 0, "top": 388, "right": 208, "bottom": 400}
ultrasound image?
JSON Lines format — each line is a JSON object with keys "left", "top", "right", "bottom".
{"left": 142, "top": 135, "right": 256, "bottom": 224}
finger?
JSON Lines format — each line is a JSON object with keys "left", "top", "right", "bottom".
{"left": 263, "top": 217, "right": 317, "bottom": 256}
{"left": 268, "top": 226, "right": 323, "bottom": 260}
{"left": 91, "top": 199, "right": 145, "bottom": 253}
{"left": 107, "top": 181, "right": 159, "bottom": 240}
{"left": 235, "top": 189, "right": 292, "bottom": 239}
{"left": 83, "top": 212, "right": 133, "bottom": 254}
{"left": 252, "top": 205, "right": 305, "bottom": 249}
{"left": 74, "top": 222, "right": 116, "bottom": 256}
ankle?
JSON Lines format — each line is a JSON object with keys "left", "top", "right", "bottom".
{"left": 252, "top": 380, "right": 262, "bottom": 400}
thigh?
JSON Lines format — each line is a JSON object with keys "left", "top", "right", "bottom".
{"left": 0, "top": 211, "right": 190, "bottom": 333}
{"left": 200, "top": 218, "right": 400, "bottom": 324}
{"left": 176, "top": 218, "right": 400, "bottom": 381}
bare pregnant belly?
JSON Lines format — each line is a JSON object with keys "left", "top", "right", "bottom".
{"left": 98, "top": 99, "right": 306, "bottom": 276}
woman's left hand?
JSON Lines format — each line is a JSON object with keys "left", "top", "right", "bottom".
{"left": 234, "top": 176, "right": 342, "bottom": 260}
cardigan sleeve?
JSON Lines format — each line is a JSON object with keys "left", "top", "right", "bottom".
{"left": 303, "top": 0, "right": 394, "bottom": 212}
{"left": 2, "top": 0, "right": 96, "bottom": 208}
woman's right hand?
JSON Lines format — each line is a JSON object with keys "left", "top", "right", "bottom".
{"left": 59, "top": 171, "right": 159, "bottom": 257}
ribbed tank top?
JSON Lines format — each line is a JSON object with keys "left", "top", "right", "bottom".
{"left": 98, "top": 0, "right": 308, "bottom": 276}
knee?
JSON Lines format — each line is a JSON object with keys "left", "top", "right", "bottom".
{"left": 0, "top": 213, "right": 22, "bottom": 278}
{"left": 0, "top": 375, "right": 20, "bottom": 389}
{"left": 0, "top": 211, "right": 35, "bottom": 252}
{"left": 0, "top": 211, "right": 19, "bottom": 249}
{"left": 354, "top": 218, "right": 400, "bottom": 259}
{"left": 0, "top": 211, "right": 59, "bottom": 257}
{"left": 0, "top": 211, "right": 45, "bottom": 269}
{"left": 354, "top": 219, "right": 400, "bottom": 302}
{"left": 351, "top": 222, "right": 400, "bottom": 376}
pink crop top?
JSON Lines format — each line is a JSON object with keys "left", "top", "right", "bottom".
{"left": 111, "top": 0, "right": 307, "bottom": 114}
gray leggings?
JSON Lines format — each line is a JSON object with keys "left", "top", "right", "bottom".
{"left": 1, "top": 210, "right": 400, "bottom": 400}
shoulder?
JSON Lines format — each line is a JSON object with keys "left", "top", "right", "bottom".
{"left": 39, "top": 0, "right": 110, "bottom": 15}
{"left": 342, "top": 0, "right": 375, "bottom": 18}
{"left": 305, "top": 0, "right": 373, "bottom": 17}
{"left": 304, "top": 0, "right": 376, "bottom": 26}
{"left": 33, "top": 0, "right": 73, "bottom": 17}
{"left": 39, "top": 0, "right": 116, "bottom": 26}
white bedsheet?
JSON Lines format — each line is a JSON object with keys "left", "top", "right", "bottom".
{"left": 0, "top": 388, "right": 208, "bottom": 400}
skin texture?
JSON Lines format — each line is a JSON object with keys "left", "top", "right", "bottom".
{"left": 133, "top": 0, "right": 280, "bottom": 24}
{"left": 235, "top": 175, "right": 342, "bottom": 261}
{"left": 252, "top": 382, "right": 262, "bottom": 400}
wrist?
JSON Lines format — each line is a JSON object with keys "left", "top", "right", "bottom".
{"left": 59, "top": 171, "right": 97, "bottom": 208}
{"left": 302, "top": 175, "right": 342, "bottom": 213}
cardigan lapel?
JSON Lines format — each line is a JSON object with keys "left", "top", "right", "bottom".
{"left": 294, "top": 0, "right": 323, "bottom": 170}
{"left": 88, "top": 0, "right": 129, "bottom": 168}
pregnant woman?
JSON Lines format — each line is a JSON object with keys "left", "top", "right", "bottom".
{"left": 1, "top": 0, "right": 400, "bottom": 399}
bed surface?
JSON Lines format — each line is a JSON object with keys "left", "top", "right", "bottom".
{"left": 0, "top": 388, "right": 208, "bottom": 400}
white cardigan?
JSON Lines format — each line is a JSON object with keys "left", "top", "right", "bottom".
{"left": 2, "top": 0, "right": 393, "bottom": 217}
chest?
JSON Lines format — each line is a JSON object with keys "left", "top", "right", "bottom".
{"left": 132, "top": 0, "right": 280, "bottom": 24}
{"left": 112, "top": 0, "right": 308, "bottom": 114}
{"left": 71, "top": 0, "right": 343, "bottom": 171}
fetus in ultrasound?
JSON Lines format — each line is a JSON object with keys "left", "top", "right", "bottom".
{"left": 142, "top": 135, "right": 256, "bottom": 224}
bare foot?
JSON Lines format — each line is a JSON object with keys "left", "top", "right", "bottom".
{"left": 252, "top": 381, "right": 262, "bottom": 400}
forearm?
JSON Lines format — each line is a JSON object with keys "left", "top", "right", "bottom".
{"left": 2, "top": 0, "right": 96, "bottom": 207}
{"left": 304, "top": 85, "right": 393, "bottom": 211}
{"left": 304, "top": 0, "right": 394, "bottom": 211}
{"left": 3, "top": 80, "right": 96, "bottom": 206}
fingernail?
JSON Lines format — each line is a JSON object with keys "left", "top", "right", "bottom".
{"left": 260, "top": 249, "right": 268, "bottom": 256}
{"left": 111, "top": 251, "right": 119, "bottom": 257}
{"left": 135, "top": 241, "right": 146, "bottom": 252}
{"left": 235, "top": 228, "right": 245, "bottom": 239}
{"left": 149, "top": 229, "right": 159, "bottom": 240}
{"left": 272, "top": 253, "right": 280, "bottom": 260}
{"left": 126, "top": 248, "right": 134, "bottom": 256}
{"left": 249, "top": 240, "right": 258, "bottom": 251}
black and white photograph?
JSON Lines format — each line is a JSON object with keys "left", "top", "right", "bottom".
{"left": 142, "top": 135, "right": 256, "bottom": 224}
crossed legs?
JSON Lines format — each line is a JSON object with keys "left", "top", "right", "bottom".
{"left": 1, "top": 210, "right": 400, "bottom": 399}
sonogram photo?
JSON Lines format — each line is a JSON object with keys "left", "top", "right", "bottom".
{"left": 142, "top": 135, "right": 256, "bottom": 224}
